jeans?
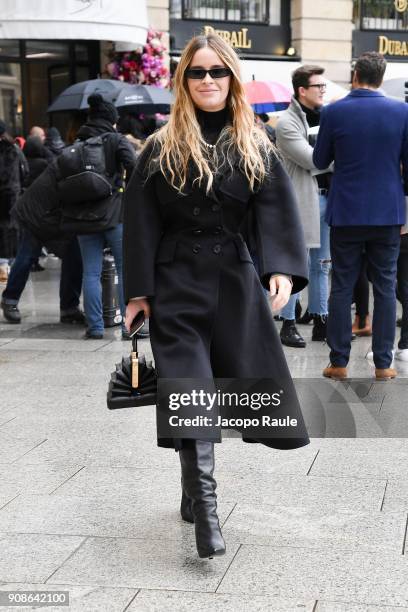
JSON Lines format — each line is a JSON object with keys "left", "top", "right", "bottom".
{"left": 328, "top": 225, "right": 400, "bottom": 369}
{"left": 397, "top": 248, "right": 408, "bottom": 350}
{"left": 78, "top": 224, "right": 125, "bottom": 335}
{"left": 308, "top": 194, "right": 330, "bottom": 316}
{"left": 2, "top": 229, "right": 82, "bottom": 310}
{"left": 280, "top": 292, "right": 299, "bottom": 320}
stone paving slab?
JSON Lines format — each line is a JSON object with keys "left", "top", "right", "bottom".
{"left": 0, "top": 488, "right": 20, "bottom": 511}
{"left": 0, "top": 433, "right": 47, "bottom": 463}
{"left": 0, "top": 463, "right": 84, "bottom": 495}
{"left": 128, "top": 590, "right": 315, "bottom": 611}
{"left": 0, "top": 494, "right": 235, "bottom": 539}
{"left": 215, "top": 471, "right": 387, "bottom": 511}
{"left": 0, "top": 584, "right": 137, "bottom": 612}
{"left": 315, "top": 602, "right": 408, "bottom": 612}
{"left": 13, "top": 430, "right": 166, "bottom": 469}
{"left": 0, "top": 533, "right": 85, "bottom": 583}
{"left": 50, "top": 466, "right": 181, "bottom": 499}
{"left": 217, "top": 545, "right": 408, "bottom": 607}
{"left": 381, "top": 480, "right": 408, "bottom": 512}
{"left": 213, "top": 440, "right": 317, "bottom": 475}
{"left": 0, "top": 339, "right": 112, "bottom": 352}
{"left": 47, "top": 536, "right": 241, "bottom": 591}
{"left": 309, "top": 448, "right": 408, "bottom": 479}
{"left": 221, "top": 503, "right": 406, "bottom": 552}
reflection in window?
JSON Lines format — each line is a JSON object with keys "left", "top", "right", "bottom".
{"left": 0, "top": 63, "right": 23, "bottom": 136}
{"left": 170, "top": 0, "right": 281, "bottom": 24}
{"left": 0, "top": 40, "right": 20, "bottom": 57}
{"left": 25, "top": 41, "right": 69, "bottom": 60}
{"left": 354, "top": 0, "right": 408, "bottom": 31}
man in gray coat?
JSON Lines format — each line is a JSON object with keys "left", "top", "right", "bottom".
{"left": 276, "top": 65, "right": 332, "bottom": 348}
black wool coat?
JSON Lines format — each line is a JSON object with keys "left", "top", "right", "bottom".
{"left": 123, "top": 141, "right": 310, "bottom": 451}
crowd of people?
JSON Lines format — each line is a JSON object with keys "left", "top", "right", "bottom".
{"left": 0, "top": 32, "right": 407, "bottom": 560}
{"left": 0, "top": 47, "right": 406, "bottom": 369}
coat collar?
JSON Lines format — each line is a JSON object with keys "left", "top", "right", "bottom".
{"left": 287, "top": 96, "right": 309, "bottom": 133}
{"left": 347, "top": 88, "right": 385, "bottom": 98}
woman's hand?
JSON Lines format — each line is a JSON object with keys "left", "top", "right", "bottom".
{"left": 124, "top": 298, "right": 151, "bottom": 332}
{"left": 269, "top": 275, "right": 292, "bottom": 312}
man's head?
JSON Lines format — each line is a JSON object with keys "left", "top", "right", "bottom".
{"left": 29, "top": 126, "right": 46, "bottom": 141}
{"left": 292, "top": 65, "right": 326, "bottom": 110}
{"left": 352, "top": 52, "right": 386, "bottom": 89}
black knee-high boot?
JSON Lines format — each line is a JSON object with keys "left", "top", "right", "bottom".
{"left": 180, "top": 478, "right": 194, "bottom": 523}
{"left": 179, "top": 440, "right": 226, "bottom": 558}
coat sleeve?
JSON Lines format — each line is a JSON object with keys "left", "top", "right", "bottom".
{"left": 402, "top": 108, "right": 408, "bottom": 196}
{"left": 122, "top": 142, "right": 163, "bottom": 302}
{"left": 115, "top": 134, "right": 137, "bottom": 180}
{"left": 275, "top": 117, "right": 316, "bottom": 171}
{"left": 251, "top": 155, "right": 308, "bottom": 294}
{"left": 313, "top": 106, "right": 335, "bottom": 169}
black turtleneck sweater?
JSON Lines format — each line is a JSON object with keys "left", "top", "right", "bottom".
{"left": 196, "top": 107, "right": 229, "bottom": 145}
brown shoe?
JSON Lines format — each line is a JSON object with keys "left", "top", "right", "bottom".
{"left": 375, "top": 368, "right": 397, "bottom": 380}
{"left": 352, "top": 315, "right": 372, "bottom": 337}
{"left": 323, "top": 364, "right": 348, "bottom": 380}
{"left": 0, "top": 264, "right": 8, "bottom": 283}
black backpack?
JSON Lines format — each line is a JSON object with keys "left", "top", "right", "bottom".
{"left": 57, "top": 133, "right": 122, "bottom": 234}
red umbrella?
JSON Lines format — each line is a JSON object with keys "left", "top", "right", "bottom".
{"left": 244, "top": 80, "right": 292, "bottom": 112}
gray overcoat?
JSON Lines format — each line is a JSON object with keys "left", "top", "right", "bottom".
{"left": 276, "top": 96, "right": 327, "bottom": 248}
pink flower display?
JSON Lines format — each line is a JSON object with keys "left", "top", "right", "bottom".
{"left": 107, "top": 29, "right": 170, "bottom": 88}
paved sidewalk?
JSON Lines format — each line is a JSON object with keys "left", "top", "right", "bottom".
{"left": 0, "top": 261, "right": 407, "bottom": 611}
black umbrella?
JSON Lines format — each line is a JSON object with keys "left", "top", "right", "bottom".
{"left": 47, "top": 79, "right": 124, "bottom": 113}
{"left": 109, "top": 83, "right": 173, "bottom": 114}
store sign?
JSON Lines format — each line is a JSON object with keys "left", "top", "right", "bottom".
{"left": 395, "top": 0, "right": 408, "bottom": 12}
{"left": 170, "top": 19, "right": 289, "bottom": 58}
{"left": 353, "top": 30, "right": 408, "bottom": 61}
{"left": 379, "top": 35, "right": 408, "bottom": 56}
{"left": 202, "top": 25, "right": 252, "bottom": 49}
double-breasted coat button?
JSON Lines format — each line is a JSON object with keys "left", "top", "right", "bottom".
{"left": 193, "top": 207, "right": 200, "bottom": 216}
{"left": 192, "top": 228, "right": 203, "bottom": 235}
{"left": 213, "top": 244, "right": 222, "bottom": 254}
{"left": 211, "top": 204, "right": 220, "bottom": 212}
{"left": 213, "top": 225, "right": 223, "bottom": 235}
{"left": 192, "top": 244, "right": 202, "bottom": 254}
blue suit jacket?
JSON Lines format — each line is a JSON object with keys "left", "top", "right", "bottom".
{"left": 313, "top": 89, "right": 408, "bottom": 226}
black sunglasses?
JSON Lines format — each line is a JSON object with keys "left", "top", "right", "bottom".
{"left": 185, "top": 67, "right": 232, "bottom": 80}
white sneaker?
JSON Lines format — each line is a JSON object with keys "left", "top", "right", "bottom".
{"left": 395, "top": 348, "right": 408, "bottom": 362}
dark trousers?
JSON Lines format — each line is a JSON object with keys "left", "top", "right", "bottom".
{"left": 2, "top": 229, "right": 82, "bottom": 311}
{"left": 353, "top": 254, "right": 369, "bottom": 318}
{"left": 328, "top": 225, "right": 400, "bottom": 369}
{"left": 397, "top": 247, "right": 408, "bottom": 350}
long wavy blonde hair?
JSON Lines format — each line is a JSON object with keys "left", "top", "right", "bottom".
{"left": 148, "top": 33, "right": 273, "bottom": 193}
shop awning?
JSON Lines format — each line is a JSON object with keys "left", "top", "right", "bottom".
{"left": 0, "top": 0, "right": 148, "bottom": 46}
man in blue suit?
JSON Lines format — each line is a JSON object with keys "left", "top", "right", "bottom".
{"left": 313, "top": 52, "right": 408, "bottom": 380}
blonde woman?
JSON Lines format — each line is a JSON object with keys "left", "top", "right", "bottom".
{"left": 123, "top": 34, "right": 309, "bottom": 559}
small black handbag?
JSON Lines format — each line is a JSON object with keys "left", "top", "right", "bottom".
{"left": 107, "top": 325, "right": 157, "bottom": 410}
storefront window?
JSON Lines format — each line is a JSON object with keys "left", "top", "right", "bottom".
{"left": 0, "top": 40, "right": 20, "bottom": 57}
{"left": 0, "top": 63, "right": 23, "bottom": 136}
{"left": 354, "top": 0, "right": 408, "bottom": 31}
{"left": 25, "top": 40, "right": 70, "bottom": 60}
{"left": 170, "top": 0, "right": 280, "bottom": 24}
